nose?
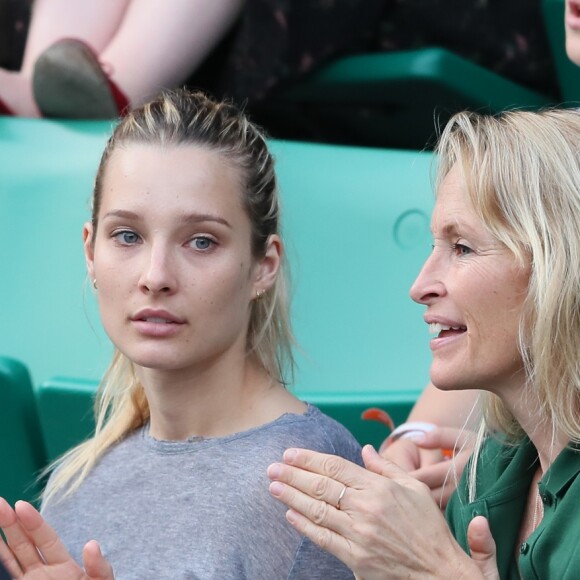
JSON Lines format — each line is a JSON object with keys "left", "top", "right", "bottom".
{"left": 409, "top": 250, "right": 446, "bottom": 305}
{"left": 138, "top": 242, "right": 177, "bottom": 295}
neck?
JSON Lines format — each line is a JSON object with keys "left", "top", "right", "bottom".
{"left": 500, "top": 386, "right": 567, "bottom": 472}
{"left": 136, "top": 354, "right": 304, "bottom": 441}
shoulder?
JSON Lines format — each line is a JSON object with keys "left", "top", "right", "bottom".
{"left": 270, "top": 404, "right": 363, "bottom": 465}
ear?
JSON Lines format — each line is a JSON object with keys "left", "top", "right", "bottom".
{"left": 252, "top": 235, "right": 282, "bottom": 296}
{"left": 83, "top": 222, "right": 96, "bottom": 282}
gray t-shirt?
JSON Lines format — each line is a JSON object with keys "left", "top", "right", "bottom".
{"left": 42, "top": 404, "right": 361, "bottom": 579}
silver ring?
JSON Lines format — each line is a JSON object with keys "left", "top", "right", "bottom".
{"left": 335, "top": 485, "right": 347, "bottom": 510}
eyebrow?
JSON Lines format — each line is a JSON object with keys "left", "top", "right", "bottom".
{"left": 102, "top": 209, "right": 232, "bottom": 228}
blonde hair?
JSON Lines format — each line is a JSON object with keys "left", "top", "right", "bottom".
{"left": 43, "top": 90, "right": 295, "bottom": 503}
{"left": 435, "top": 109, "right": 580, "bottom": 500}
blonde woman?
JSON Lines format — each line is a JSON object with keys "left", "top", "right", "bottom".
{"left": 381, "top": 0, "right": 580, "bottom": 508}
{"left": 268, "top": 108, "right": 580, "bottom": 579}
{"left": 0, "top": 89, "right": 361, "bottom": 579}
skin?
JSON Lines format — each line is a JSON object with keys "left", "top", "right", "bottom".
{"left": 409, "top": 166, "right": 529, "bottom": 396}
{"left": 0, "top": 499, "right": 113, "bottom": 579}
{"left": 565, "top": 0, "right": 580, "bottom": 66}
{"left": 267, "top": 164, "right": 533, "bottom": 579}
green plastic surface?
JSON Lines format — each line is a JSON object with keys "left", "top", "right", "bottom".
{"left": 1, "top": 116, "right": 436, "bottom": 456}
{"left": 543, "top": 0, "right": 580, "bottom": 103}
{"left": 0, "top": 357, "right": 46, "bottom": 504}
{"left": 36, "top": 377, "right": 97, "bottom": 462}
{"left": 258, "top": 47, "right": 552, "bottom": 149}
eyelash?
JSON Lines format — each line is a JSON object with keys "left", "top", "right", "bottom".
{"left": 111, "top": 230, "right": 217, "bottom": 251}
{"left": 113, "top": 230, "right": 140, "bottom": 245}
{"left": 189, "top": 236, "right": 216, "bottom": 251}
{"left": 451, "top": 242, "right": 472, "bottom": 256}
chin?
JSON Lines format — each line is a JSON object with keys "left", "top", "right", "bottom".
{"left": 566, "top": 37, "right": 580, "bottom": 66}
{"left": 430, "top": 366, "right": 473, "bottom": 392}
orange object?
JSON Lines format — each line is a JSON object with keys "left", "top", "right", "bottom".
{"left": 361, "top": 407, "right": 395, "bottom": 431}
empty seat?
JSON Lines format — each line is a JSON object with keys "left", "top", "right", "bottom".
{"left": 0, "top": 356, "right": 46, "bottom": 505}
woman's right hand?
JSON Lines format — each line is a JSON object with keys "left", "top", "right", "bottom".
{"left": 381, "top": 426, "right": 475, "bottom": 508}
{"left": 0, "top": 498, "right": 114, "bottom": 580}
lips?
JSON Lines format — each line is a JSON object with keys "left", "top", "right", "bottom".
{"left": 131, "top": 309, "right": 185, "bottom": 324}
{"left": 130, "top": 309, "right": 186, "bottom": 337}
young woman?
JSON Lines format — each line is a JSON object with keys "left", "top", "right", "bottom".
{"left": 0, "top": 89, "right": 360, "bottom": 579}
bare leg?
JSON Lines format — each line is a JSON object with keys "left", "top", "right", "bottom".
{"left": 100, "top": 0, "right": 245, "bottom": 106}
{"left": 1, "top": 0, "right": 130, "bottom": 116}
{"left": 21, "top": 0, "right": 131, "bottom": 74}
{"left": 0, "top": 69, "right": 39, "bottom": 116}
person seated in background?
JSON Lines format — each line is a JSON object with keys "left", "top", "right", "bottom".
{"left": 268, "top": 106, "right": 580, "bottom": 579}
{"left": 0, "top": 0, "right": 245, "bottom": 118}
{"left": 0, "top": 89, "right": 361, "bottom": 579}
{"left": 0, "top": 0, "right": 558, "bottom": 120}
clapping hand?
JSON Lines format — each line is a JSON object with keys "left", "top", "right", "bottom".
{"left": 0, "top": 498, "right": 113, "bottom": 580}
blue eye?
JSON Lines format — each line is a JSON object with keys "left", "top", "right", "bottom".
{"left": 451, "top": 242, "right": 472, "bottom": 256}
{"left": 114, "top": 230, "right": 140, "bottom": 245}
{"left": 191, "top": 236, "right": 214, "bottom": 250}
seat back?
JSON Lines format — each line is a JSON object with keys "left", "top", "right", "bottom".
{"left": 0, "top": 357, "right": 46, "bottom": 505}
{"left": 256, "top": 48, "right": 552, "bottom": 149}
{"left": 36, "top": 377, "right": 97, "bottom": 462}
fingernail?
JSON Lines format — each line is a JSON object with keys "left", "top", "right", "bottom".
{"left": 409, "top": 434, "right": 426, "bottom": 444}
{"left": 286, "top": 509, "right": 298, "bottom": 524}
{"left": 267, "top": 463, "right": 282, "bottom": 479}
{"left": 284, "top": 448, "right": 298, "bottom": 463}
{"left": 270, "top": 482, "right": 284, "bottom": 496}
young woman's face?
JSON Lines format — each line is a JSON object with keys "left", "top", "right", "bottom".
{"left": 84, "top": 144, "right": 279, "bottom": 374}
{"left": 565, "top": 1, "right": 580, "bottom": 65}
{"left": 409, "top": 165, "right": 530, "bottom": 397}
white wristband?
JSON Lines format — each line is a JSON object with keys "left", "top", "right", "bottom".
{"left": 388, "top": 421, "right": 437, "bottom": 442}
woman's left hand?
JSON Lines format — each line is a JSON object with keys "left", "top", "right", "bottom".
{"left": 267, "top": 444, "right": 481, "bottom": 580}
{"left": 0, "top": 498, "right": 114, "bottom": 579}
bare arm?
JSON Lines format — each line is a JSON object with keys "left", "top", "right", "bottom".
{"left": 380, "top": 384, "right": 481, "bottom": 508}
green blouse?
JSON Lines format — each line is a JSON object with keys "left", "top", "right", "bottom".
{"left": 446, "top": 436, "right": 580, "bottom": 579}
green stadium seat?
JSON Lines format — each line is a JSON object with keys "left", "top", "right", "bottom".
{"left": 543, "top": 0, "right": 580, "bottom": 103}
{"left": 255, "top": 47, "right": 553, "bottom": 149}
{"left": 2, "top": 117, "right": 435, "bottom": 453}
{"left": 0, "top": 357, "right": 46, "bottom": 505}
{"left": 36, "top": 377, "right": 97, "bottom": 462}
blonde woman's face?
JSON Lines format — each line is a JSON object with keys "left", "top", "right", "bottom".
{"left": 409, "top": 165, "right": 530, "bottom": 397}
{"left": 565, "top": 1, "right": 580, "bottom": 65}
{"left": 83, "top": 144, "right": 276, "bottom": 375}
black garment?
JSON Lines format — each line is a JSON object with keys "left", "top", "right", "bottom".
{"left": 0, "top": 0, "right": 31, "bottom": 71}
{"left": 194, "top": 0, "right": 558, "bottom": 104}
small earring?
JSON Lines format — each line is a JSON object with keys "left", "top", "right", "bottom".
{"left": 255, "top": 289, "right": 266, "bottom": 300}
{"left": 92, "top": 279, "right": 98, "bottom": 290}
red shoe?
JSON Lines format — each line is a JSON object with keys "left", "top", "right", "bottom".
{"left": 32, "top": 38, "right": 130, "bottom": 119}
{"left": 0, "top": 96, "right": 14, "bottom": 116}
